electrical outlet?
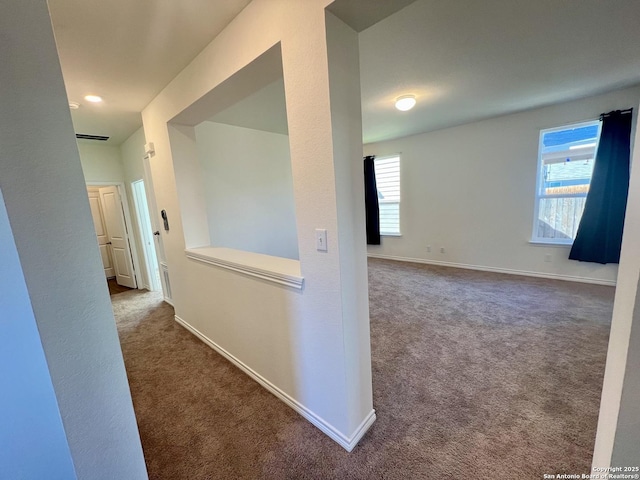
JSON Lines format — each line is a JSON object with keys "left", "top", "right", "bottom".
{"left": 440, "top": 247, "right": 445, "bottom": 254}
{"left": 427, "top": 245, "right": 432, "bottom": 253}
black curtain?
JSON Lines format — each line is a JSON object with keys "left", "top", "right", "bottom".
{"left": 569, "top": 109, "right": 633, "bottom": 264}
{"left": 364, "top": 155, "right": 381, "bottom": 245}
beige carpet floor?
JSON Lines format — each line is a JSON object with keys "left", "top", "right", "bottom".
{"left": 112, "top": 258, "right": 614, "bottom": 479}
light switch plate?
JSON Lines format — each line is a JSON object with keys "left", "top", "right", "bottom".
{"left": 315, "top": 229, "right": 327, "bottom": 252}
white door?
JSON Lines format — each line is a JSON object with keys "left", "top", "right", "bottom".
{"left": 142, "top": 155, "right": 172, "bottom": 304}
{"left": 87, "top": 187, "right": 115, "bottom": 278}
{"left": 132, "top": 180, "right": 161, "bottom": 291}
{"left": 99, "top": 186, "right": 137, "bottom": 288}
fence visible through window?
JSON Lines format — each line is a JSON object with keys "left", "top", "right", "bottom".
{"left": 532, "top": 121, "right": 601, "bottom": 243}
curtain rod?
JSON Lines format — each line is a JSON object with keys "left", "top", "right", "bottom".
{"left": 600, "top": 108, "right": 633, "bottom": 119}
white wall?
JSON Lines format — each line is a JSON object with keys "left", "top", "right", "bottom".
{"left": 142, "top": 0, "right": 374, "bottom": 449}
{"left": 78, "top": 142, "right": 125, "bottom": 183}
{"left": 611, "top": 276, "right": 640, "bottom": 464}
{"left": 79, "top": 137, "right": 146, "bottom": 291}
{"left": 194, "top": 121, "right": 299, "bottom": 260}
{"left": 0, "top": 1, "right": 147, "bottom": 478}
{"left": 365, "top": 85, "right": 640, "bottom": 285}
{"left": 121, "top": 127, "right": 147, "bottom": 183}
{"left": 325, "top": 11, "right": 373, "bottom": 433}
{"left": 0, "top": 189, "right": 77, "bottom": 479}
{"left": 74, "top": 129, "right": 151, "bottom": 291}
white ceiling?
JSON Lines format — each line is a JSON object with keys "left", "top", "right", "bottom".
{"left": 360, "top": 0, "right": 640, "bottom": 143}
{"left": 48, "top": 0, "right": 640, "bottom": 146}
{"left": 48, "top": 0, "right": 251, "bottom": 145}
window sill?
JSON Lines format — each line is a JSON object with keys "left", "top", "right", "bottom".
{"left": 381, "top": 233, "right": 402, "bottom": 237}
{"left": 528, "top": 240, "right": 572, "bottom": 247}
{"left": 185, "top": 247, "right": 304, "bottom": 290}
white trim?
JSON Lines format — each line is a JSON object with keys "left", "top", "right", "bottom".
{"left": 174, "top": 315, "right": 375, "bottom": 451}
{"left": 159, "top": 261, "right": 173, "bottom": 305}
{"left": 347, "top": 409, "right": 377, "bottom": 450}
{"left": 185, "top": 247, "right": 304, "bottom": 290}
{"left": 367, "top": 253, "right": 616, "bottom": 286}
{"left": 528, "top": 240, "right": 573, "bottom": 247}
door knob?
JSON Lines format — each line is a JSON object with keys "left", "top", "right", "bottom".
{"left": 106, "top": 241, "right": 112, "bottom": 245}
{"left": 153, "top": 231, "right": 160, "bottom": 236}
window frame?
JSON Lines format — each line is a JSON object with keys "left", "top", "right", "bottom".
{"left": 373, "top": 154, "right": 401, "bottom": 237}
{"left": 531, "top": 119, "right": 602, "bottom": 245}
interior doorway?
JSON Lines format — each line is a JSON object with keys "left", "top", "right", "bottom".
{"left": 132, "top": 179, "right": 161, "bottom": 292}
{"left": 86, "top": 183, "right": 140, "bottom": 291}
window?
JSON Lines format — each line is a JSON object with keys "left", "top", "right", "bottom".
{"left": 374, "top": 155, "right": 401, "bottom": 235}
{"left": 532, "top": 120, "right": 602, "bottom": 244}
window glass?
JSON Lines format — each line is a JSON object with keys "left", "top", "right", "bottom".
{"left": 533, "top": 121, "right": 601, "bottom": 243}
{"left": 374, "top": 155, "right": 401, "bottom": 235}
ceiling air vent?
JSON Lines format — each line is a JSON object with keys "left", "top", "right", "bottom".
{"left": 76, "top": 133, "right": 109, "bottom": 141}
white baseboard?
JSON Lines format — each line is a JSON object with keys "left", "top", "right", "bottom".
{"left": 367, "top": 253, "right": 617, "bottom": 287}
{"left": 174, "top": 315, "right": 376, "bottom": 452}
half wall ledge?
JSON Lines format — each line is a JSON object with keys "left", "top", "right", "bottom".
{"left": 185, "top": 247, "right": 304, "bottom": 289}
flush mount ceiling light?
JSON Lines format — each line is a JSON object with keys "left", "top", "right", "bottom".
{"left": 84, "top": 94, "right": 103, "bottom": 103}
{"left": 68, "top": 101, "right": 80, "bottom": 110}
{"left": 395, "top": 94, "right": 416, "bottom": 111}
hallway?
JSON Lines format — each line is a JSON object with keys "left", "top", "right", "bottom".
{"left": 111, "top": 288, "right": 319, "bottom": 479}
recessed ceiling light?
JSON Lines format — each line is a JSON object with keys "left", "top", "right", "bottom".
{"left": 84, "top": 95, "right": 103, "bottom": 103}
{"left": 395, "top": 95, "right": 416, "bottom": 111}
{"left": 69, "top": 101, "right": 80, "bottom": 110}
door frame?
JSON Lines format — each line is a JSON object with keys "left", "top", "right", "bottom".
{"left": 131, "top": 179, "right": 161, "bottom": 292}
{"left": 86, "top": 186, "right": 116, "bottom": 279}
{"left": 142, "top": 154, "right": 172, "bottom": 305}
{"left": 86, "top": 181, "right": 143, "bottom": 290}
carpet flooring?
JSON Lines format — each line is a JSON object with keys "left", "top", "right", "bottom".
{"left": 108, "top": 277, "right": 134, "bottom": 295}
{"left": 111, "top": 258, "right": 614, "bottom": 479}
